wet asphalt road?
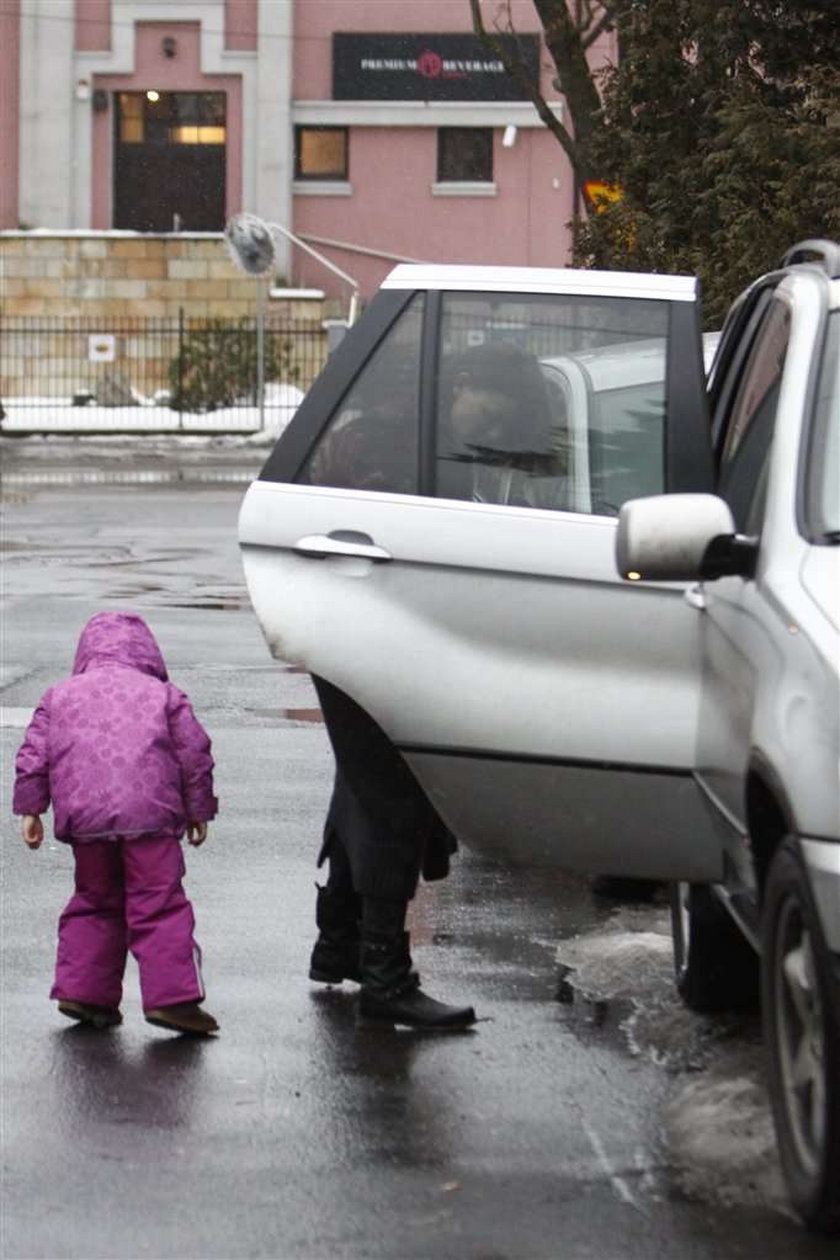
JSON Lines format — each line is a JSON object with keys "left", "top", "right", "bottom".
{"left": 1, "top": 438, "right": 836, "bottom": 1260}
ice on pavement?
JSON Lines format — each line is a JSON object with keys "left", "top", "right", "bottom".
{"left": 665, "top": 1063, "right": 786, "bottom": 1212}
{"left": 555, "top": 921, "right": 672, "bottom": 1002}
{"left": 556, "top": 911, "right": 787, "bottom": 1215}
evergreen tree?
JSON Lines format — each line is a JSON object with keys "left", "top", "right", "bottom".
{"left": 573, "top": 1, "right": 840, "bottom": 322}
{"left": 472, "top": 2, "right": 840, "bottom": 323}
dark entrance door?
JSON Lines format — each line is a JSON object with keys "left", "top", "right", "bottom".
{"left": 114, "top": 91, "right": 226, "bottom": 232}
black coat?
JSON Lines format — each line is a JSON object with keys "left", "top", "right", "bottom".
{"left": 312, "top": 676, "right": 456, "bottom": 901}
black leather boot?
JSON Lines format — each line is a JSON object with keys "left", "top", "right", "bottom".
{"left": 309, "top": 884, "right": 362, "bottom": 984}
{"left": 358, "top": 898, "right": 476, "bottom": 1029}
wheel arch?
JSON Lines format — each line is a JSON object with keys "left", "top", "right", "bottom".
{"left": 746, "top": 752, "right": 796, "bottom": 902}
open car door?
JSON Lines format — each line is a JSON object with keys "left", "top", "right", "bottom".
{"left": 239, "top": 264, "right": 722, "bottom": 880}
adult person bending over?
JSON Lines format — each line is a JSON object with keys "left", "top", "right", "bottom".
{"left": 305, "top": 368, "right": 475, "bottom": 1030}
{"left": 308, "top": 684, "right": 473, "bottom": 1029}
{"left": 307, "top": 340, "right": 563, "bottom": 1029}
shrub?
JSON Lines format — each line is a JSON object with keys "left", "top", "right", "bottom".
{"left": 168, "top": 318, "right": 298, "bottom": 413}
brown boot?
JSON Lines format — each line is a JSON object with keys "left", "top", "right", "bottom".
{"left": 58, "top": 1000, "right": 122, "bottom": 1029}
{"left": 144, "top": 1002, "right": 219, "bottom": 1036}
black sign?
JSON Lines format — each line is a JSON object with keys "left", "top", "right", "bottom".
{"left": 333, "top": 33, "right": 540, "bottom": 102}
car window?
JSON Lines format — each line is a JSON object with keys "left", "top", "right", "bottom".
{"left": 590, "top": 380, "right": 665, "bottom": 512}
{"left": 297, "top": 294, "right": 424, "bottom": 492}
{"left": 717, "top": 298, "right": 791, "bottom": 532}
{"left": 433, "top": 293, "right": 669, "bottom": 515}
{"left": 805, "top": 310, "right": 840, "bottom": 539}
{"left": 709, "top": 286, "right": 774, "bottom": 445}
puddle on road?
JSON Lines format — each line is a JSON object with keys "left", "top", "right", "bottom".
{"left": 2, "top": 544, "right": 134, "bottom": 566}
{"left": 91, "top": 548, "right": 201, "bottom": 569}
{"left": 282, "top": 707, "right": 323, "bottom": 723}
{"left": 167, "top": 598, "right": 246, "bottom": 611}
{"left": 248, "top": 707, "right": 323, "bottom": 723}
{"left": 1, "top": 541, "right": 58, "bottom": 553}
{"left": 100, "top": 584, "right": 247, "bottom": 611}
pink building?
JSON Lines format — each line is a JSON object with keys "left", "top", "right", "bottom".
{"left": 0, "top": 1, "right": 615, "bottom": 297}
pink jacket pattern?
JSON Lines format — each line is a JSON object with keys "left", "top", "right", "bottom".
{"left": 13, "top": 612, "right": 218, "bottom": 841}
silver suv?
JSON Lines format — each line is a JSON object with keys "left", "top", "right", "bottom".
{"left": 617, "top": 240, "right": 839, "bottom": 1233}
{"left": 239, "top": 246, "right": 838, "bottom": 1233}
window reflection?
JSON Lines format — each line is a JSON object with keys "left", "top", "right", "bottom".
{"left": 435, "top": 295, "right": 668, "bottom": 514}
{"left": 298, "top": 296, "right": 424, "bottom": 494}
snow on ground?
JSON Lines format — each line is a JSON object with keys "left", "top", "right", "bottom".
{"left": 1, "top": 382, "right": 304, "bottom": 436}
{"left": 1, "top": 429, "right": 274, "bottom": 486}
{"left": 555, "top": 908, "right": 788, "bottom": 1216}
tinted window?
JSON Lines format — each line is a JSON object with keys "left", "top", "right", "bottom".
{"left": 297, "top": 295, "right": 423, "bottom": 493}
{"left": 434, "top": 293, "right": 669, "bottom": 514}
{"left": 718, "top": 298, "right": 790, "bottom": 531}
{"left": 805, "top": 311, "right": 840, "bottom": 537}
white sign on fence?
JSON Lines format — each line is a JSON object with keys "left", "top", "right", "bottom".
{"left": 88, "top": 334, "right": 116, "bottom": 363}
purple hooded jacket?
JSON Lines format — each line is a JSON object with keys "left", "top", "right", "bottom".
{"left": 13, "top": 612, "right": 218, "bottom": 842}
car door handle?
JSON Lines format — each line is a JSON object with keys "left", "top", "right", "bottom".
{"left": 293, "top": 531, "right": 393, "bottom": 563}
{"left": 684, "top": 583, "right": 707, "bottom": 611}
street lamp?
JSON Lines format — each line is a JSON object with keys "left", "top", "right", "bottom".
{"left": 225, "top": 213, "right": 361, "bottom": 323}
{"left": 224, "top": 213, "right": 361, "bottom": 431}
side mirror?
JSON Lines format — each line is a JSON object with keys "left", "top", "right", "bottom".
{"left": 616, "top": 493, "right": 758, "bottom": 582}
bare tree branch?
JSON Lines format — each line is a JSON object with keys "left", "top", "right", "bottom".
{"left": 582, "top": 8, "right": 619, "bottom": 51}
{"left": 469, "top": 0, "right": 591, "bottom": 175}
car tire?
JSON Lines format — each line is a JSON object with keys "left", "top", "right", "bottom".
{"left": 670, "top": 881, "right": 759, "bottom": 1012}
{"left": 762, "top": 838, "right": 840, "bottom": 1234}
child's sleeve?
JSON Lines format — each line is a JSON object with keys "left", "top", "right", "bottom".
{"left": 167, "top": 687, "right": 218, "bottom": 821}
{"left": 13, "top": 692, "right": 52, "bottom": 816}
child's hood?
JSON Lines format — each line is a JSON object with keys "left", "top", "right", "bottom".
{"left": 72, "top": 612, "right": 169, "bottom": 681}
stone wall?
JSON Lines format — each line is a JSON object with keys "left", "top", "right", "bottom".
{"left": 0, "top": 232, "right": 320, "bottom": 319}
{"left": 0, "top": 232, "right": 328, "bottom": 403}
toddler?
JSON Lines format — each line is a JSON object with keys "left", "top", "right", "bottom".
{"left": 13, "top": 612, "right": 219, "bottom": 1036}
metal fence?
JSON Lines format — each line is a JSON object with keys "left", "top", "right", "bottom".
{"left": 0, "top": 313, "right": 329, "bottom": 433}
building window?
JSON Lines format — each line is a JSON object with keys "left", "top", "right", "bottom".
{"left": 295, "top": 127, "right": 349, "bottom": 180}
{"left": 117, "top": 92, "right": 226, "bottom": 146}
{"left": 437, "top": 128, "right": 493, "bottom": 182}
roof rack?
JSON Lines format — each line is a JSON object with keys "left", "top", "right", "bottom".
{"left": 780, "top": 239, "right": 840, "bottom": 278}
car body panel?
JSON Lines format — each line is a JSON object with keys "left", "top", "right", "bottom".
{"left": 382, "top": 263, "right": 698, "bottom": 304}
{"left": 695, "top": 271, "right": 840, "bottom": 856}
{"left": 239, "top": 488, "right": 723, "bottom": 881}
{"left": 799, "top": 547, "right": 840, "bottom": 632}
{"left": 619, "top": 257, "right": 840, "bottom": 989}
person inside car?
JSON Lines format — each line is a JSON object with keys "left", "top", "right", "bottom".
{"left": 437, "top": 340, "right": 569, "bottom": 507}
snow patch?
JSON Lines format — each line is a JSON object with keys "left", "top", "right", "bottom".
{"left": 555, "top": 912, "right": 788, "bottom": 1215}
{"left": 1, "top": 383, "right": 304, "bottom": 436}
{"left": 664, "top": 1058, "right": 787, "bottom": 1212}
{"left": 556, "top": 928, "right": 672, "bottom": 1003}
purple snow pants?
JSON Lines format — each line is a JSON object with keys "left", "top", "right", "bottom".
{"left": 51, "top": 834, "right": 204, "bottom": 1011}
